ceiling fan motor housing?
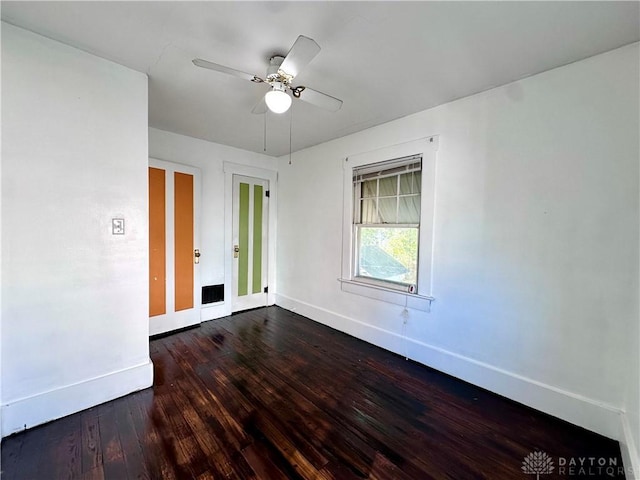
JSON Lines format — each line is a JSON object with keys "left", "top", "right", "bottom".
{"left": 267, "top": 55, "right": 285, "bottom": 82}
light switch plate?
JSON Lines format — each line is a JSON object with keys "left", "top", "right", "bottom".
{"left": 112, "top": 218, "right": 125, "bottom": 235}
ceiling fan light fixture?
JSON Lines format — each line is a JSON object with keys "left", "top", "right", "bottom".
{"left": 265, "top": 82, "right": 292, "bottom": 114}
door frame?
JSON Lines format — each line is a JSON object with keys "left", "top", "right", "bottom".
{"left": 149, "top": 158, "right": 202, "bottom": 336}
{"left": 223, "top": 162, "right": 277, "bottom": 315}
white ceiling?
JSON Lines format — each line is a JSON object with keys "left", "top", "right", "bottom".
{"left": 2, "top": 1, "right": 639, "bottom": 157}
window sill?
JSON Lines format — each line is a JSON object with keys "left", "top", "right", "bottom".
{"left": 338, "top": 278, "right": 434, "bottom": 312}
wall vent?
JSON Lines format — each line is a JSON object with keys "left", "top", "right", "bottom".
{"left": 202, "top": 284, "right": 224, "bottom": 304}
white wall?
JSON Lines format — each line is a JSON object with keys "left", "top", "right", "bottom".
{"left": 1, "top": 23, "right": 153, "bottom": 437}
{"left": 276, "top": 41, "right": 639, "bottom": 455}
{"left": 149, "top": 128, "right": 277, "bottom": 319}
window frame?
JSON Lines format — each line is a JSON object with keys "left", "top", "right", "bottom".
{"left": 352, "top": 156, "right": 423, "bottom": 289}
{"left": 340, "top": 137, "right": 438, "bottom": 310}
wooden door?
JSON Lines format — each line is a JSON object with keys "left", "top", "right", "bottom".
{"left": 149, "top": 160, "right": 201, "bottom": 335}
{"left": 232, "top": 175, "right": 268, "bottom": 312}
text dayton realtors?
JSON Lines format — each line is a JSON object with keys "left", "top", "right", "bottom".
{"left": 557, "top": 456, "right": 629, "bottom": 477}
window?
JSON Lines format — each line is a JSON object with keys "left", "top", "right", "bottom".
{"left": 340, "top": 137, "right": 437, "bottom": 310}
{"left": 353, "top": 155, "right": 422, "bottom": 289}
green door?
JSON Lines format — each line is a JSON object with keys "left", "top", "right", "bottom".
{"left": 232, "top": 175, "right": 268, "bottom": 312}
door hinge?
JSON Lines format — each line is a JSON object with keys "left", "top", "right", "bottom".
{"left": 264, "top": 286, "right": 268, "bottom": 293}
{"left": 265, "top": 190, "right": 270, "bottom": 198}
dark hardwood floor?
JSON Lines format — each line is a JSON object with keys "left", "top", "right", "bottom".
{"left": 1, "top": 306, "right": 626, "bottom": 479}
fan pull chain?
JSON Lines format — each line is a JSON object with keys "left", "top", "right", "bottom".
{"left": 263, "top": 110, "right": 267, "bottom": 152}
{"left": 289, "top": 102, "right": 293, "bottom": 165}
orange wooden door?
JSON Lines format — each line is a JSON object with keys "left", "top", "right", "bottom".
{"left": 148, "top": 160, "right": 200, "bottom": 336}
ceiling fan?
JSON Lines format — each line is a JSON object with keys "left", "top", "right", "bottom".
{"left": 193, "top": 35, "right": 343, "bottom": 114}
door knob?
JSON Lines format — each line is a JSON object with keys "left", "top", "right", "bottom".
{"left": 194, "top": 249, "right": 201, "bottom": 264}
{"left": 233, "top": 245, "right": 240, "bottom": 258}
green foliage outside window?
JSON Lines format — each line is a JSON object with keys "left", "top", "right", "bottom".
{"left": 359, "top": 227, "right": 418, "bottom": 284}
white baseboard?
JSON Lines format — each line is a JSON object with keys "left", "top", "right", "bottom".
{"left": 201, "top": 301, "right": 230, "bottom": 322}
{"left": 620, "top": 413, "right": 640, "bottom": 480}
{"left": 1, "top": 360, "right": 154, "bottom": 438}
{"left": 200, "top": 298, "right": 276, "bottom": 323}
{"left": 149, "top": 310, "right": 200, "bottom": 336}
{"left": 276, "top": 293, "right": 623, "bottom": 441}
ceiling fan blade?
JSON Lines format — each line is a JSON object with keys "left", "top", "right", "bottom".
{"left": 192, "top": 58, "right": 263, "bottom": 83}
{"left": 251, "top": 97, "right": 267, "bottom": 114}
{"left": 279, "top": 35, "right": 320, "bottom": 79}
{"left": 294, "top": 86, "right": 343, "bottom": 112}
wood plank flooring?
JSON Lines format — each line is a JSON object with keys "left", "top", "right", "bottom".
{"left": 1, "top": 306, "right": 626, "bottom": 479}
